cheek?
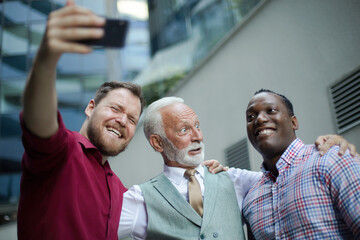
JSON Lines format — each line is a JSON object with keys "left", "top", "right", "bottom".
{"left": 174, "top": 137, "right": 191, "bottom": 150}
{"left": 246, "top": 124, "right": 254, "bottom": 136}
{"left": 127, "top": 125, "right": 137, "bottom": 136}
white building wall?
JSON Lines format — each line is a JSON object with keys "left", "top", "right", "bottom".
{"left": 110, "top": 0, "right": 360, "bottom": 187}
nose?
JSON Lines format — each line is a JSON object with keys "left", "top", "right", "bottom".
{"left": 191, "top": 127, "right": 203, "bottom": 142}
{"left": 116, "top": 113, "right": 127, "bottom": 127}
{"left": 255, "top": 112, "right": 269, "bottom": 125}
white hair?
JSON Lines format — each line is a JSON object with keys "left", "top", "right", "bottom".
{"left": 143, "top": 97, "right": 184, "bottom": 141}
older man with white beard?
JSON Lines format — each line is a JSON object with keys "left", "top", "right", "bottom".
{"left": 118, "top": 97, "right": 261, "bottom": 240}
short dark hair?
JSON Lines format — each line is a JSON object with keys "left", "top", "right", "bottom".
{"left": 254, "top": 89, "right": 294, "bottom": 116}
{"left": 94, "top": 81, "right": 145, "bottom": 115}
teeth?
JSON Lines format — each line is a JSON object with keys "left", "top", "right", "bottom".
{"left": 190, "top": 148, "right": 200, "bottom": 152}
{"left": 258, "top": 129, "right": 274, "bottom": 135}
{"left": 107, "top": 127, "right": 121, "bottom": 138}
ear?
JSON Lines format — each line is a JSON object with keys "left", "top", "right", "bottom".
{"left": 85, "top": 99, "right": 95, "bottom": 118}
{"left": 291, "top": 115, "right": 299, "bottom": 131}
{"left": 149, "top": 134, "right": 164, "bottom": 153}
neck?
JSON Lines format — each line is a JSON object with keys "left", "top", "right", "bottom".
{"left": 79, "top": 123, "right": 87, "bottom": 138}
{"left": 262, "top": 155, "right": 281, "bottom": 178}
{"left": 102, "top": 156, "right": 108, "bottom": 165}
{"left": 262, "top": 137, "right": 297, "bottom": 178}
{"left": 163, "top": 157, "right": 197, "bottom": 169}
{"left": 79, "top": 122, "right": 106, "bottom": 165}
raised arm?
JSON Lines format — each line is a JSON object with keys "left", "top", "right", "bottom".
{"left": 22, "top": 0, "right": 105, "bottom": 138}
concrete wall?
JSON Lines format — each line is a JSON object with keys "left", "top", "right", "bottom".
{"left": 0, "top": 223, "right": 17, "bottom": 240}
{"left": 110, "top": 0, "right": 360, "bottom": 188}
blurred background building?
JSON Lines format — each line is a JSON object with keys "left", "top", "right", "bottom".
{"left": 1, "top": 0, "right": 359, "bottom": 239}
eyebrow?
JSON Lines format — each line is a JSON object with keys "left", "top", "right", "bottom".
{"left": 246, "top": 102, "right": 277, "bottom": 111}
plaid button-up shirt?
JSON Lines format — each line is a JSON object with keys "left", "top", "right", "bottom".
{"left": 243, "top": 138, "right": 360, "bottom": 239}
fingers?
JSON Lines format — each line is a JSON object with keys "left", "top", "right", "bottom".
{"left": 66, "top": 0, "right": 75, "bottom": 6}
{"left": 318, "top": 139, "right": 332, "bottom": 156}
{"left": 43, "top": 4, "right": 105, "bottom": 54}
{"left": 201, "top": 159, "right": 217, "bottom": 167}
{"left": 211, "top": 164, "right": 228, "bottom": 174}
{"left": 348, "top": 144, "right": 357, "bottom": 157}
{"left": 47, "top": 26, "right": 104, "bottom": 41}
{"left": 337, "top": 139, "right": 348, "bottom": 156}
{"left": 201, "top": 159, "right": 229, "bottom": 174}
{"left": 48, "top": 10, "right": 105, "bottom": 28}
{"left": 47, "top": 38, "right": 93, "bottom": 54}
{"left": 336, "top": 141, "right": 357, "bottom": 157}
{"left": 316, "top": 134, "right": 358, "bottom": 157}
{"left": 201, "top": 159, "right": 219, "bottom": 172}
{"left": 315, "top": 135, "right": 330, "bottom": 150}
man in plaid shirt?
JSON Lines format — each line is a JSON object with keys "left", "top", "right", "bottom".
{"left": 242, "top": 89, "right": 360, "bottom": 239}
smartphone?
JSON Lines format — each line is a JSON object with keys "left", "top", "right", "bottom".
{"left": 78, "top": 18, "right": 129, "bottom": 48}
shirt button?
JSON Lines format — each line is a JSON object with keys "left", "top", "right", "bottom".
{"left": 200, "top": 234, "right": 205, "bottom": 239}
{"left": 213, "top": 232, "right": 218, "bottom": 238}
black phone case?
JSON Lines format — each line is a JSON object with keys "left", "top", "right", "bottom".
{"left": 78, "top": 19, "right": 129, "bottom": 48}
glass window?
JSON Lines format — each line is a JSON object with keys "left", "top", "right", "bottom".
{"left": 29, "top": 1, "right": 48, "bottom": 22}
{"left": 1, "top": 55, "right": 27, "bottom": 78}
{"left": 29, "top": 23, "right": 46, "bottom": 53}
{"left": 0, "top": 174, "right": 22, "bottom": 205}
{"left": 1, "top": 24, "right": 28, "bottom": 56}
{"left": 2, "top": 1, "right": 29, "bottom": 24}
{"left": 0, "top": 78, "right": 24, "bottom": 114}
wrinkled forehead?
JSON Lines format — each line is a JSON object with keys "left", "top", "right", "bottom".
{"left": 160, "top": 103, "right": 198, "bottom": 126}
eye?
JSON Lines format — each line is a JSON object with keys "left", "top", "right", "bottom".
{"left": 128, "top": 117, "right": 136, "bottom": 125}
{"left": 247, "top": 113, "right": 255, "bottom": 122}
{"left": 195, "top": 123, "right": 200, "bottom": 129}
{"left": 268, "top": 108, "right": 277, "bottom": 114}
{"left": 111, "top": 106, "right": 119, "bottom": 112}
{"left": 180, "top": 128, "right": 186, "bottom": 133}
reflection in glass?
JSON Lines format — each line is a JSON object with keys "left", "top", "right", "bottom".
{"left": 29, "top": 1, "right": 48, "bottom": 21}
{"left": 29, "top": 23, "right": 45, "bottom": 52}
{"left": 0, "top": 79, "right": 25, "bottom": 114}
{"left": 2, "top": 1, "right": 28, "bottom": 24}
{"left": 2, "top": 25, "right": 28, "bottom": 56}
{"left": 139, "top": 0, "right": 264, "bottom": 105}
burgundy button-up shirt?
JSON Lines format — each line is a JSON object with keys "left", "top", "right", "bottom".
{"left": 18, "top": 112, "right": 127, "bottom": 240}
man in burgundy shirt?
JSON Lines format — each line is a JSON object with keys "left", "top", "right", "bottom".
{"left": 17, "top": 1, "right": 144, "bottom": 239}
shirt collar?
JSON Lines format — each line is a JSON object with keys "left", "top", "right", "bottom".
{"left": 74, "top": 131, "right": 98, "bottom": 149}
{"left": 276, "top": 138, "right": 304, "bottom": 170}
{"left": 260, "top": 138, "right": 304, "bottom": 175}
{"left": 74, "top": 131, "right": 103, "bottom": 164}
{"left": 163, "top": 163, "right": 204, "bottom": 185}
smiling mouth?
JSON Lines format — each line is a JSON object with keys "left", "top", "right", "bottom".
{"left": 256, "top": 129, "right": 275, "bottom": 136}
{"left": 189, "top": 147, "right": 202, "bottom": 154}
{"left": 107, "top": 127, "right": 122, "bottom": 138}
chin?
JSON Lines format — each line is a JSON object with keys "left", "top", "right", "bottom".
{"left": 179, "top": 153, "right": 204, "bottom": 166}
{"left": 99, "top": 144, "right": 127, "bottom": 157}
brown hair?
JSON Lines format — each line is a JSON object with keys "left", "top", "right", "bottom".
{"left": 94, "top": 81, "right": 145, "bottom": 114}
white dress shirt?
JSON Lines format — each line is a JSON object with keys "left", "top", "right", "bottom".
{"left": 118, "top": 164, "right": 261, "bottom": 239}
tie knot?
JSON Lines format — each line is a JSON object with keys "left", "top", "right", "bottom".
{"left": 184, "top": 169, "right": 197, "bottom": 178}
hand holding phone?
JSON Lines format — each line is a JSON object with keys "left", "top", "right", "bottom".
{"left": 78, "top": 18, "right": 129, "bottom": 48}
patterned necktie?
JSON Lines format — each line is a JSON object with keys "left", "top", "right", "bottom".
{"left": 184, "top": 169, "right": 203, "bottom": 217}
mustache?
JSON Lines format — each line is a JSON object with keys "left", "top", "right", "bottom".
{"left": 185, "top": 142, "right": 204, "bottom": 151}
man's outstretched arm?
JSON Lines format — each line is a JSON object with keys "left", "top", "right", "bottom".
{"left": 22, "top": 0, "right": 105, "bottom": 138}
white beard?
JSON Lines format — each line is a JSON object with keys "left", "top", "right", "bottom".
{"left": 163, "top": 139, "right": 205, "bottom": 167}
